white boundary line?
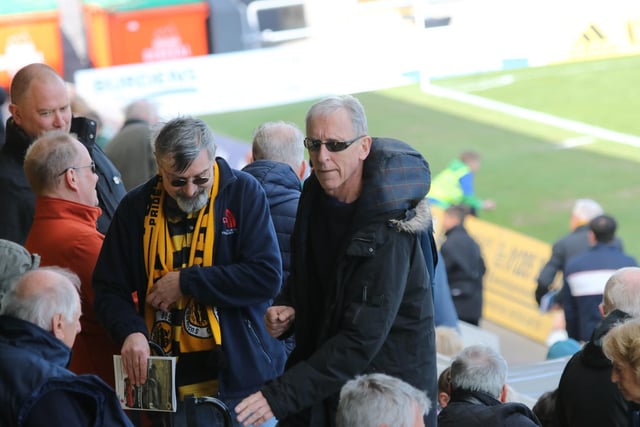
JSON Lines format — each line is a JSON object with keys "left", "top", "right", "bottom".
{"left": 423, "top": 83, "right": 640, "bottom": 148}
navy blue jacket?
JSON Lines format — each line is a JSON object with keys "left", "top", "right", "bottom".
{"left": 556, "top": 309, "right": 636, "bottom": 427}
{"left": 0, "top": 315, "right": 132, "bottom": 426}
{"left": 262, "top": 137, "right": 437, "bottom": 427}
{"left": 93, "top": 157, "right": 286, "bottom": 400}
{"left": 242, "top": 160, "right": 301, "bottom": 286}
{"left": 439, "top": 389, "right": 541, "bottom": 427}
{"left": 564, "top": 243, "right": 637, "bottom": 341}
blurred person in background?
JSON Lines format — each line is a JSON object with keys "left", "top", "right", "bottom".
{"left": 440, "top": 204, "right": 486, "bottom": 326}
{"left": 428, "top": 150, "right": 495, "bottom": 216}
{"left": 563, "top": 214, "right": 637, "bottom": 342}
{"left": 535, "top": 198, "right": 622, "bottom": 307}
{"left": 105, "top": 99, "right": 160, "bottom": 190}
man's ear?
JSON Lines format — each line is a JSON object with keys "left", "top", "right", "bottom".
{"left": 8, "top": 103, "right": 20, "bottom": 125}
{"left": 63, "top": 169, "right": 80, "bottom": 192}
{"left": 599, "top": 302, "right": 606, "bottom": 318}
{"left": 358, "top": 136, "right": 372, "bottom": 160}
{"left": 499, "top": 384, "right": 508, "bottom": 403}
{"left": 296, "top": 160, "right": 307, "bottom": 180}
{"left": 51, "top": 312, "right": 65, "bottom": 341}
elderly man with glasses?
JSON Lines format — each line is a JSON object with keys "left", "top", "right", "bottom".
{"left": 93, "top": 116, "right": 286, "bottom": 426}
{"left": 23, "top": 130, "right": 121, "bottom": 389}
{"left": 236, "top": 94, "right": 437, "bottom": 427}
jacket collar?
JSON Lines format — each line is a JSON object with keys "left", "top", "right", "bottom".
{"left": 3, "top": 117, "right": 34, "bottom": 161}
{"left": 0, "top": 315, "right": 72, "bottom": 367}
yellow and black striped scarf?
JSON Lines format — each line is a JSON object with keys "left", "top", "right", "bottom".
{"left": 143, "top": 164, "right": 221, "bottom": 397}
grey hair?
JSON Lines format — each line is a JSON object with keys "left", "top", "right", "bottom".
{"left": 154, "top": 117, "right": 216, "bottom": 173}
{"left": 603, "top": 267, "right": 640, "bottom": 317}
{"left": 450, "top": 345, "right": 507, "bottom": 398}
{"left": 305, "top": 94, "right": 368, "bottom": 137}
{"left": 336, "top": 373, "right": 431, "bottom": 427}
{"left": 252, "top": 121, "right": 304, "bottom": 172}
{"left": 572, "top": 199, "right": 603, "bottom": 222}
{"left": 0, "top": 267, "right": 81, "bottom": 331}
{"left": 124, "top": 99, "right": 159, "bottom": 123}
{"left": 24, "top": 130, "right": 80, "bottom": 195}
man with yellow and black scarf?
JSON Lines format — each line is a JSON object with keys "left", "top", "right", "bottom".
{"left": 93, "top": 117, "right": 286, "bottom": 426}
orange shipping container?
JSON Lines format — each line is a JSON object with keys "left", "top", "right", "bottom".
{"left": 0, "top": 4, "right": 63, "bottom": 90}
{"left": 83, "top": 0, "right": 209, "bottom": 68}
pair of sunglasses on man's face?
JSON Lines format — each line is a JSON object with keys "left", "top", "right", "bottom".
{"left": 168, "top": 176, "right": 211, "bottom": 188}
{"left": 303, "top": 135, "right": 365, "bottom": 152}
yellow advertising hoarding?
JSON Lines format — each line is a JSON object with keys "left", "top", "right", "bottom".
{"left": 432, "top": 207, "right": 556, "bottom": 344}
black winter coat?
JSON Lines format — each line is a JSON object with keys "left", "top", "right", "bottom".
{"left": 439, "top": 389, "right": 541, "bottom": 427}
{"left": 441, "top": 224, "right": 486, "bottom": 324}
{"left": 261, "top": 137, "right": 437, "bottom": 427}
{"left": 555, "top": 309, "right": 638, "bottom": 427}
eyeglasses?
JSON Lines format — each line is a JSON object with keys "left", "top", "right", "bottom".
{"left": 158, "top": 163, "right": 213, "bottom": 187}
{"left": 303, "top": 135, "right": 365, "bottom": 152}
{"left": 168, "top": 175, "right": 211, "bottom": 188}
{"left": 58, "top": 161, "right": 96, "bottom": 176}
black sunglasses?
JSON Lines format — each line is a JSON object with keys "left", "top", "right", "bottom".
{"left": 58, "top": 161, "right": 96, "bottom": 176}
{"left": 303, "top": 135, "right": 365, "bottom": 152}
{"left": 169, "top": 175, "right": 211, "bottom": 188}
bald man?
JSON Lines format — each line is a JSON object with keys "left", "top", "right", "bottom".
{"left": 0, "top": 267, "right": 133, "bottom": 426}
{"left": 0, "top": 62, "right": 125, "bottom": 244}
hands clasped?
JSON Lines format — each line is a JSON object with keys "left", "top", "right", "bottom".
{"left": 146, "top": 271, "right": 182, "bottom": 312}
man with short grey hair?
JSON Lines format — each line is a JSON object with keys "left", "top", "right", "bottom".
{"left": 94, "top": 116, "right": 285, "bottom": 426}
{"left": 0, "top": 267, "right": 132, "bottom": 426}
{"left": 243, "top": 121, "right": 306, "bottom": 291}
{"left": 336, "top": 373, "right": 431, "bottom": 427}
{"left": 438, "top": 345, "right": 540, "bottom": 426}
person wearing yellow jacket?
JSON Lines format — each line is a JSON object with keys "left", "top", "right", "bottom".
{"left": 428, "top": 150, "right": 495, "bottom": 215}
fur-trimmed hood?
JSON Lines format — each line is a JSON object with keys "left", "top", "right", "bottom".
{"left": 388, "top": 198, "right": 432, "bottom": 234}
{"left": 357, "top": 136, "right": 431, "bottom": 233}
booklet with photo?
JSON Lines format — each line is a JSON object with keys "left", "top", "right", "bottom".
{"left": 113, "top": 355, "right": 177, "bottom": 412}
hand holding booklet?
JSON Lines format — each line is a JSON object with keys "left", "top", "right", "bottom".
{"left": 113, "top": 355, "right": 177, "bottom": 412}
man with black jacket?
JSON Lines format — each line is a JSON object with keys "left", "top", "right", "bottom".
{"left": 235, "top": 95, "right": 437, "bottom": 427}
{"left": 438, "top": 345, "right": 541, "bottom": 427}
{"left": 555, "top": 267, "right": 640, "bottom": 426}
{"left": 440, "top": 204, "right": 486, "bottom": 325}
{"left": 0, "top": 63, "right": 125, "bottom": 244}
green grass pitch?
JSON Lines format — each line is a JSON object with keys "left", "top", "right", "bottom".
{"left": 200, "top": 54, "right": 640, "bottom": 259}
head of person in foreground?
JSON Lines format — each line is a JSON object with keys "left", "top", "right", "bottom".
{"left": 336, "top": 372, "right": 431, "bottom": 427}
